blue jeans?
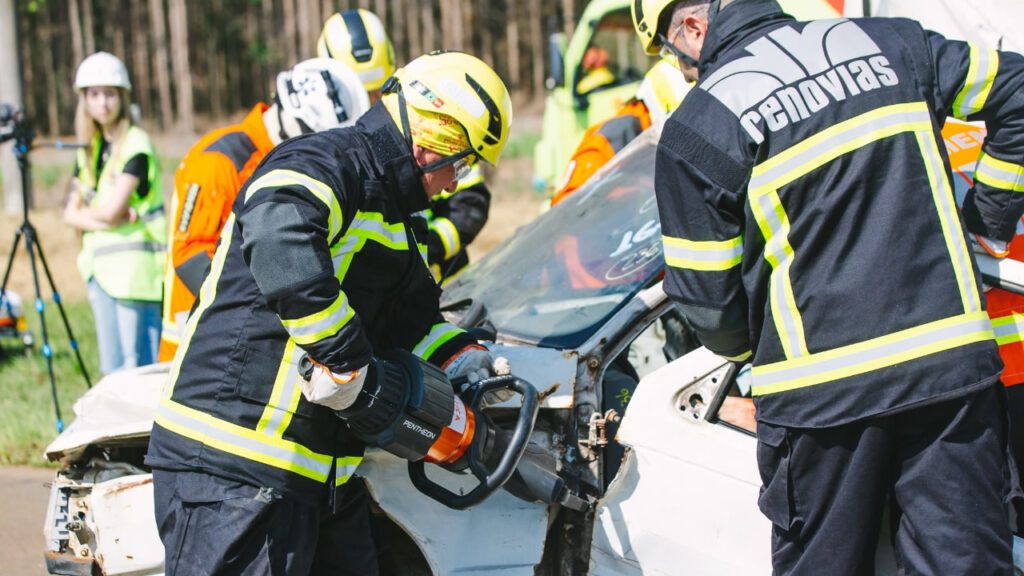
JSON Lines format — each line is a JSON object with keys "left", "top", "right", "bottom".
{"left": 87, "top": 278, "right": 161, "bottom": 374}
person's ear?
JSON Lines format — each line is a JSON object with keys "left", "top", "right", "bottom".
{"left": 683, "top": 14, "right": 708, "bottom": 44}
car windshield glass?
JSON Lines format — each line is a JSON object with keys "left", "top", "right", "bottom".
{"left": 443, "top": 126, "right": 664, "bottom": 349}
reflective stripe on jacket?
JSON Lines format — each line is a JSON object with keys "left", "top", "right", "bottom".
{"left": 425, "top": 165, "right": 490, "bottom": 283}
{"left": 655, "top": 0, "right": 1024, "bottom": 427}
{"left": 159, "top": 104, "right": 274, "bottom": 362}
{"left": 146, "top": 104, "right": 475, "bottom": 506}
{"left": 76, "top": 126, "right": 166, "bottom": 302}
{"left": 946, "top": 120, "right": 1024, "bottom": 388}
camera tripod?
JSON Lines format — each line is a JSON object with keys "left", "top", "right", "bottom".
{"left": 0, "top": 115, "right": 91, "bottom": 433}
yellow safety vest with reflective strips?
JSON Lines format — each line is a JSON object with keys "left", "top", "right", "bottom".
{"left": 76, "top": 126, "right": 166, "bottom": 301}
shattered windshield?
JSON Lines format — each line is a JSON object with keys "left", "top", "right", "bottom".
{"left": 443, "top": 127, "right": 664, "bottom": 349}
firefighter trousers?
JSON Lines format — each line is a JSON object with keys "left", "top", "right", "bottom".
{"left": 153, "top": 469, "right": 378, "bottom": 576}
{"left": 756, "top": 382, "right": 1015, "bottom": 576}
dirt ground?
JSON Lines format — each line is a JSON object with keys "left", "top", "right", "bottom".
{"left": 0, "top": 466, "right": 53, "bottom": 574}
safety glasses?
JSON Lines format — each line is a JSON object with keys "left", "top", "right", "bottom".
{"left": 421, "top": 147, "right": 477, "bottom": 182}
{"left": 657, "top": 24, "right": 700, "bottom": 69}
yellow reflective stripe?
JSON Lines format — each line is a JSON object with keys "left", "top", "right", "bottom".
{"left": 334, "top": 456, "right": 363, "bottom": 487}
{"left": 347, "top": 211, "right": 408, "bottom": 249}
{"left": 155, "top": 397, "right": 333, "bottom": 482}
{"left": 725, "top": 350, "right": 753, "bottom": 362}
{"left": 280, "top": 293, "right": 355, "bottom": 345}
{"left": 750, "top": 103, "right": 932, "bottom": 192}
{"left": 953, "top": 45, "right": 998, "bottom": 119}
{"left": 748, "top": 102, "right": 980, "bottom": 359}
{"left": 749, "top": 188, "right": 808, "bottom": 359}
{"left": 256, "top": 341, "right": 305, "bottom": 438}
{"left": 662, "top": 235, "right": 742, "bottom": 271}
{"left": 244, "top": 169, "right": 342, "bottom": 239}
{"left": 165, "top": 215, "right": 236, "bottom": 398}
{"left": 975, "top": 151, "right": 1024, "bottom": 193}
{"left": 331, "top": 234, "right": 365, "bottom": 282}
{"left": 751, "top": 311, "right": 993, "bottom": 395}
{"left": 431, "top": 217, "right": 461, "bottom": 260}
{"left": 992, "top": 313, "right": 1024, "bottom": 346}
{"left": 330, "top": 211, "right": 409, "bottom": 281}
{"left": 915, "top": 131, "right": 982, "bottom": 313}
{"left": 413, "top": 322, "right": 465, "bottom": 359}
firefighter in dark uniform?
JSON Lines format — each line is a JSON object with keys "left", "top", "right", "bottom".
{"left": 634, "top": 0, "right": 1024, "bottom": 573}
{"left": 146, "top": 51, "right": 513, "bottom": 576}
{"left": 425, "top": 164, "right": 490, "bottom": 283}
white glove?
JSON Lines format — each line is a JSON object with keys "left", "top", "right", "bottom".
{"left": 443, "top": 346, "right": 515, "bottom": 405}
{"left": 299, "top": 359, "right": 368, "bottom": 411}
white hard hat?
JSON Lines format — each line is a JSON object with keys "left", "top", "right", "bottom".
{"left": 74, "top": 52, "right": 131, "bottom": 90}
{"left": 276, "top": 58, "right": 371, "bottom": 135}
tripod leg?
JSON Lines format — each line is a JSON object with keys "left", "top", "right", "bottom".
{"left": 23, "top": 227, "right": 64, "bottom": 432}
{"left": 31, "top": 229, "right": 92, "bottom": 388}
{"left": 0, "top": 227, "right": 24, "bottom": 297}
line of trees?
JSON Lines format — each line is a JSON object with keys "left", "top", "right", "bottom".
{"left": 15, "top": 0, "right": 585, "bottom": 136}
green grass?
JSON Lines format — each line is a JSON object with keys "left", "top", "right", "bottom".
{"left": 0, "top": 298, "right": 98, "bottom": 466}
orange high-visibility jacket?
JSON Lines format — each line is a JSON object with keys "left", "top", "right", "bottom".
{"left": 947, "top": 121, "right": 1024, "bottom": 387}
{"left": 159, "top": 104, "right": 275, "bottom": 361}
{"left": 551, "top": 99, "right": 651, "bottom": 206}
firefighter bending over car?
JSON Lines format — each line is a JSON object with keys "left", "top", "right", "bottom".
{"left": 636, "top": 0, "right": 1024, "bottom": 573}
{"left": 158, "top": 59, "right": 370, "bottom": 362}
{"left": 146, "top": 51, "right": 514, "bottom": 575}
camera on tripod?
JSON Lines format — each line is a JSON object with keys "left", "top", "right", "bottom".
{"left": 0, "top": 103, "right": 34, "bottom": 148}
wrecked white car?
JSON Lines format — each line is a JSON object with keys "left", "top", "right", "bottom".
{"left": 42, "top": 123, "right": 1013, "bottom": 575}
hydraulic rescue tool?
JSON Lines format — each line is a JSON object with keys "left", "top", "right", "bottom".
{"left": 301, "top": 349, "right": 540, "bottom": 509}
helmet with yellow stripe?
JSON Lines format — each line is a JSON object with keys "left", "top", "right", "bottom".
{"left": 382, "top": 51, "right": 513, "bottom": 167}
{"left": 317, "top": 9, "right": 396, "bottom": 93}
{"left": 632, "top": 0, "right": 722, "bottom": 65}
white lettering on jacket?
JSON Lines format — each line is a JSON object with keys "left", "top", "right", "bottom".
{"left": 703, "top": 19, "right": 901, "bottom": 143}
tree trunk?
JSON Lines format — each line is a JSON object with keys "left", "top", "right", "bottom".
{"left": 282, "top": 0, "right": 298, "bottom": 66}
{"left": 168, "top": 0, "right": 193, "bottom": 132}
{"left": 530, "top": 0, "right": 544, "bottom": 100}
{"left": 81, "top": 0, "right": 95, "bottom": 54}
{"left": 261, "top": 0, "right": 274, "bottom": 95}
{"left": 421, "top": 1, "right": 435, "bottom": 53}
{"left": 1, "top": 0, "right": 25, "bottom": 213}
{"left": 208, "top": 0, "right": 225, "bottom": 119}
{"left": 405, "top": 0, "right": 421, "bottom": 57}
{"left": 68, "top": 0, "right": 84, "bottom": 67}
{"left": 148, "top": 0, "right": 172, "bottom": 129}
{"left": 480, "top": 1, "right": 494, "bottom": 66}
{"left": 388, "top": 0, "right": 403, "bottom": 58}
{"left": 506, "top": 3, "right": 520, "bottom": 89}
{"left": 107, "top": 0, "right": 126, "bottom": 68}
{"left": 297, "top": 0, "right": 312, "bottom": 59}
{"left": 130, "top": 0, "right": 152, "bottom": 120}
{"left": 562, "top": 0, "right": 575, "bottom": 38}
{"left": 41, "top": 2, "right": 60, "bottom": 137}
